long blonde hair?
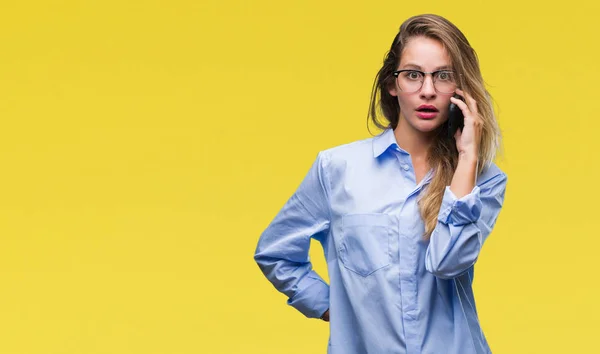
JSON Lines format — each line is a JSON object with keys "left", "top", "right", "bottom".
{"left": 368, "top": 14, "right": 501, "bottom": 240}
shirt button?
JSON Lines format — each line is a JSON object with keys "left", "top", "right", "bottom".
{"left": 402, "top": 164, "right": 410, "bottom": 171}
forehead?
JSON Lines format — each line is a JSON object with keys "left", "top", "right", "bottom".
{"left": 399, "top": 36, "right": 451, "bottom": 70}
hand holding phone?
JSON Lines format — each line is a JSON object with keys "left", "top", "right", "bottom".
{"left": 447, "top": 93, "right": 464, "bottom": 139}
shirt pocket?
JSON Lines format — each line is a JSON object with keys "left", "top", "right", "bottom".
{"left": 339, "top": 213, "right": 394, "bottom": 277}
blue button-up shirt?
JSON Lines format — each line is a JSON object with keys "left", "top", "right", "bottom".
{"left": 254, "top": 128, "right": 507, "bottom": 354}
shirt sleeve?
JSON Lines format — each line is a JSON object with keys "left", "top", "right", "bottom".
{"left": 254, "top": 151, "right": 331, "bottom": 318}
{"left": 425, "top": 171, "right": 508, "bottom": 279}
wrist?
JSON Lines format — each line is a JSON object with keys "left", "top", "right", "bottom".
{"left": 451, "top": 152, "right": 479, "bottom": 198}
{"left": 458, "top": 150, "right": 478, "bottom": 165}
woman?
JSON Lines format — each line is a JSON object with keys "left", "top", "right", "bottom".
{"left": 254, "top": 13, "right": 507, "bottom": 354}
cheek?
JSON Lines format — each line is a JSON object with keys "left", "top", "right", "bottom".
{"left": 440, "top": 101, "right": 452, "bottom": 118}
{"left": 396, "top": 94, "right": 414, "bottom": 114}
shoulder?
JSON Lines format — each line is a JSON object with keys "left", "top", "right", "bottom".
{"left": 476, "top": 162, "right": 508, "bottom": 194}
{"left": 478, "top": 162, "right": 506, "bottom": 182}
{"left": 317, "top": 135, "right": 378, "bottom": 167}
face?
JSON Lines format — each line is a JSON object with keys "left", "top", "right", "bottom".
{"left": 388, "top": 36, "right": 455, "bottom": 134}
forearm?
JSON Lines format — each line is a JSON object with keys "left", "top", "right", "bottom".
{"left": 449, "top": 152, "right": 478, "bottom": 198}
{"left": 425, "top": 222, "right": 482, "bottom": 279}
{"left": 255, "top": 221, "right": 331, "bottom": 318}
{"left": 426, "top": 171, "right": 507, "bottom": 279}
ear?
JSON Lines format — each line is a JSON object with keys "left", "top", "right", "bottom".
{"left": 387, "top": 81, "right": 398, "bottom": 97}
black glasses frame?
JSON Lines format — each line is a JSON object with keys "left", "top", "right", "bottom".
{"left": 392, "top": 69, "right": 457, "bottom": 93}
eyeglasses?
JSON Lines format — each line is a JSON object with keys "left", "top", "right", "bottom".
{"left": 392, "top": 69, "right": 457, "bottom": 94}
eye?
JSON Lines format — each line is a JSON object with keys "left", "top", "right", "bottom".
{"left": 437, "top": 71, "right": 454, "bottom": 81}
{"left": 404, "top": 71, "right": 422, "bottom": 80}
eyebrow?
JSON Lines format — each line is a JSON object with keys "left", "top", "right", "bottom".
{"left": 400, "top": 64, "right": 453, "bottom": 71}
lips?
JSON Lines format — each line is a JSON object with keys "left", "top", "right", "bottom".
{"left": 416, "top": 105, "right": 439, "bottom": 112}
{"left": 416, "top": 105, "right": 439, "bottom": 119}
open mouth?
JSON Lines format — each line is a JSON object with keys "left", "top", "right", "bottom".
{"left": 415, "top": 105, "right": 439, "bottom": 119}
{"left": 416, "top": 105, "right": 439, "bottom": 113}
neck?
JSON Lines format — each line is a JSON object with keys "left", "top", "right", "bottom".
{"left": 393, "top": 117, "right": 437, "bottom": 161}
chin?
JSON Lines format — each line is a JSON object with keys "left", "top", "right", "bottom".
{"left": 413, "top": 119, "right": 444, "bottom": 133}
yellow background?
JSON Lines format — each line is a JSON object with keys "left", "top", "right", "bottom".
{"left": 0, "top": 0, "right": 598, "bottom": 353}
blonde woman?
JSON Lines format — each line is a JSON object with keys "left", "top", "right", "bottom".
{"left": 254, "top": 14, "right": 507, "bottom": 354}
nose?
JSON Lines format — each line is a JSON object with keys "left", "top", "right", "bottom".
{"left": 419, "top": 75, "right": 436, "bottom": 100}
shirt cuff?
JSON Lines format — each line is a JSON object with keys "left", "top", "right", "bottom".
{"left": 286, "top": 274, "right": 330, "bottom": 319}
{"left": 437, "top": 186, "right": 482, "bottom": 226}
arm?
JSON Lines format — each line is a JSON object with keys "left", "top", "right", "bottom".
{"left": 425, "top": 169, "right": 507, "bottom": 279}
{"left": 426, "top": 88, "right": 507, "bottom": 278}
{"left": 254, "top": 151, "right": 331, "bottom": 319}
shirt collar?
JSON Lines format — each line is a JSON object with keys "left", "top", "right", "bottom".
{"left": 372, "top": 128, "right": 400, "bottom": 158}
{"left": 372, "top": 127, "right": 435, "bottom": 186}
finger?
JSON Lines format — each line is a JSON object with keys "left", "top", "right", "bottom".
{"left": 450, "top": 95, "right": 470, "bottom": 114}
{"left": 455, "top": 88, "right": 478, "bottom": 114}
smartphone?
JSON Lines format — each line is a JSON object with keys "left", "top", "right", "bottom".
{"left": 447, "top": 93, "right": 464, "bottom": 139}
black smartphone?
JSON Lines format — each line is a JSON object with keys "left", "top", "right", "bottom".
{"left": 447, "top": 93, "right": 464, "bottom": 139}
